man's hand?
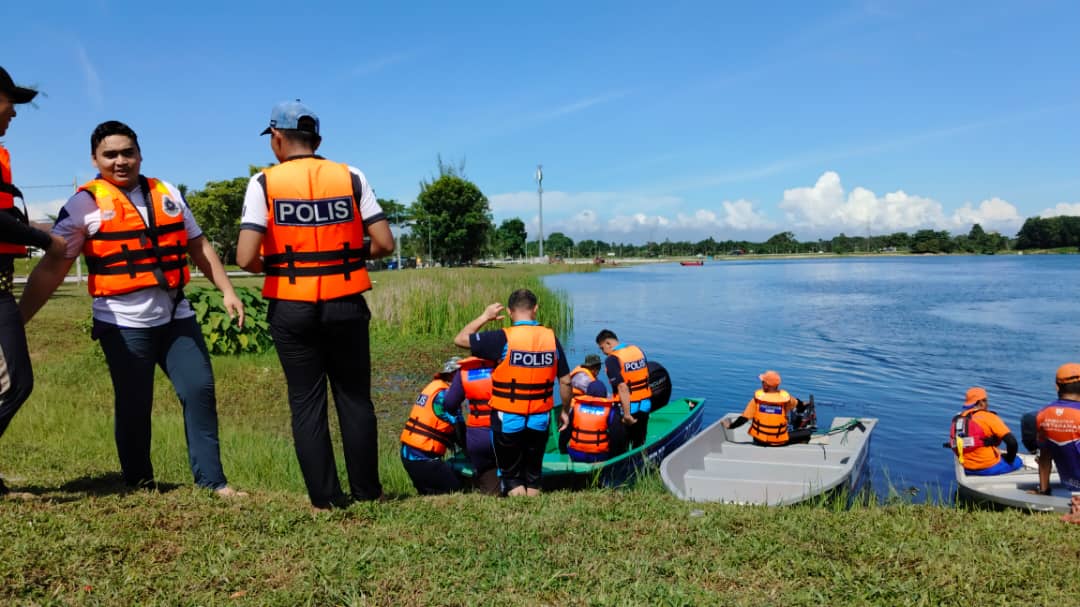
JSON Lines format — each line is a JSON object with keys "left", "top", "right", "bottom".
{"left": 558, "top": 410, "right": 570, "bottom": 432}
{"left": 482, "top": 303, "right": 505, "bottom": 323}
{"left": 622, "top": 414, "right": 637, "bottom": 426}
{"left": 722, "top": 419, "right": 731, "bottom": 429}
{"left": 222, "top": 291, "right": 245, "bottom": 329}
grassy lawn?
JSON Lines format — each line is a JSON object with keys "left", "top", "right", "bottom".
{"left": 2, "top": 264, "right": 1079, "bottom": 606}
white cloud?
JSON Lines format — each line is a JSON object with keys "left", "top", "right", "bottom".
{"left": 779, "top": 171, "right": 1023, "bottom": 235}
{"left": 1039, "top": 202, "right": 1080, "bottom": 218}
{"left": 491, "top": 190, "right": 772, "bottom": 242}
{"left": 25, "top": 198, "right": 67, "bottom": 222}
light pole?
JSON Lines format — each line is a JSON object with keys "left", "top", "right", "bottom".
{"left": 536, "top": 164, "right": 544, "bottom": 260}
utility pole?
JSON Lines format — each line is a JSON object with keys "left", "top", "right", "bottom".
{"left": 536, "top": 164, "right": 544, "bottom": 260}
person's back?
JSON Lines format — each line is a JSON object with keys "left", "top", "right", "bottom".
{"left": 947, "top": 387, "right": 1021, "bottom": 476}
{"left": 399, "top": 360, "right": 463, "bottom": 496}
{"left": 596, "top": 329, "right": 652, "bottom": 448}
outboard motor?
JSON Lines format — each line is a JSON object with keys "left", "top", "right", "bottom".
{"left": 647, "top": 361, "right": 672, "bottom": 411}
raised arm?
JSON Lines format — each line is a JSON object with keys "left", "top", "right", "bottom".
{"left": 453, "top": 303, "right": 505, "bottom": 349}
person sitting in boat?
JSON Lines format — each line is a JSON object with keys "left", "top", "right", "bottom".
{"left": 1033, "top": 364, "right": 1080, "bottom": 500}
{"left": 721, "top": 370, "right": 812, "bottom": 446}
{"left": 441, "top": 356, "right": 500, "bottom": 495}
{"left": 558, "top": 377, "right": 628, "bottom": 462}
{"left": 946, "top": 387, "right": 1022, "bottom": 476}
{"left": 569, "top": 354, "right": 604, "bottom": 396}
{"left": 596, "top": 329, "right": 652, "bottom": 448}
{"left": 399, "top": 358, "right": 464, "bottom": 495}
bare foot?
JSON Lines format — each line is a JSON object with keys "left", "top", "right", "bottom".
{"left": 214, "top": 486, "right": 249, "bottom": 499}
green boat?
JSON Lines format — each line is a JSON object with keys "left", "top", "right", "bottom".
{"left": 449, "top": 397, "right": 705, "bottom": 489}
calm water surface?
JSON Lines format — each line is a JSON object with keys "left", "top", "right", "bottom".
{"left": 544, "top": 256, "right": 1080, "bottom": 499}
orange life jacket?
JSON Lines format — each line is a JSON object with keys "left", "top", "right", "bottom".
{"left": 400, "top": 379, "right": 455, "bottom": 457}
{"left": 946, "top": 408, "right": 1002, "bottom": 468}
{"left": 748, "top": 389, "right": 792, "bottom": 445}
{"left": 80, "top": 177, "right": 190, "bottom": 297}
{"left": 0, "top": 145, "right": 28, "bottom": 256}
{"left": 568, "top": 395, "right": 619, "bottom": 454}
{"left": 459, "top": 357, "right": 495, "bottom": 428}
{"left": 261, "top": 157, "right": 372, "bottom": 302}
{"left": 489, "top": 324, "right": 558, "bottom": 415}
{"left": 569, "top": 365, "right": 598, "bottom": 396}
{"left": 612, "top": 345, "right": 652, "bottom": 402}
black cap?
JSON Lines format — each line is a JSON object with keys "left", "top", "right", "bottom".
{"left": 0, "top": 67, "right": 38, "bottom": 104}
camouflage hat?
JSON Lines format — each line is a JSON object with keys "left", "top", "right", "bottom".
{"left": 583, "top": 354, "right": 602, "bottom": 367}
{"left": 436, "top": 356, "right": 463, "bottom": 377}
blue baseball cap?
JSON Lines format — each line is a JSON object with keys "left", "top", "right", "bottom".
{"left": 260, "top": 99, "right": 319, "bottom": 135}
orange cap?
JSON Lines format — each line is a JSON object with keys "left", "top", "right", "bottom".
{"left": 758, "top": 370, "right": 781, "bottom": 388}
{"left": 963, "top": 387, "right": 987, "bottom": 406}
{"left": 1056, "top": 363, "right": 1080, "bottom": 384}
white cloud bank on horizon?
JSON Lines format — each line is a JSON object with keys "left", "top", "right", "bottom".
{"left": 490, "top": 171, "right": 1037, "bottom": 243}
{"left": 1039, "top": 202, "right": 1080, "bottom": 218}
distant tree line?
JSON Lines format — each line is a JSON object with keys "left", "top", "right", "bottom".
{"left": 180, "top": 163, "right": 1073, "bottom": 265}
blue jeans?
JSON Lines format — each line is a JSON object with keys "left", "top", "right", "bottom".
{"left": 95, "top": 316, "right": 227, "bottom": 489}
{"left": 966, "top": 456, "right": 1024, "bottom": 476}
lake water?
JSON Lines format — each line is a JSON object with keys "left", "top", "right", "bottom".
{"left": 544, "top": 255, "right": 1080, "bottom": 499}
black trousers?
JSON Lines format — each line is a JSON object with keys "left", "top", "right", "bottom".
{"left": 0, "top": 292, "right": 33, "bottom": 441}
{"left": 490, "top": 413, "right": 549, "bottom": 494}
{"left": 401, "top": 453, "right": 462, "bottom": 496}
{"left": 625, "top": 411, "right": 650, "bottom": 449}
{"left": 269, "top": 295, "right": 382, "bottom": 507}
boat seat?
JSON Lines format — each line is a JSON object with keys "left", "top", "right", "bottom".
{"left": 681, "top": 472, "right": 831, "bottom": 503}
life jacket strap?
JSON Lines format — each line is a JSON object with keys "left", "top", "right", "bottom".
{"left": 403, "top": 418, "right": 453, "bottom": 447}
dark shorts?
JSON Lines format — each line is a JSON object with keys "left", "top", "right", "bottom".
{"left": 465, "top": 426, "right": 497, "bottom": 474}
{"left": 491, "top": 413, "right": 549, "bottom": 494}
{"left": 400, "top": 449, "right": 462, "bottom": 496}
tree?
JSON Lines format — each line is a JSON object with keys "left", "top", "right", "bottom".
{"left": 379, "top": 198, "right": 410, "bottom": 229}
{"left": 186, "top": 165, "right": 265, "bottom": 264}
{"left": 494, "top": 218, "right": 526, "bottom": 258}
{"left": 544, "top": 232, "right": 574, "bottom": 258}
{"left": 410, "top": 160, "right": 493, "bottom": 265}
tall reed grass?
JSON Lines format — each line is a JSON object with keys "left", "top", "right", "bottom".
{"left": 366, "top": 265, "right": 591, "bottom": 341}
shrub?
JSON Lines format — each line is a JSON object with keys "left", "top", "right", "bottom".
{"left": 187, "top": 286, "right": 273, "bottom": 355}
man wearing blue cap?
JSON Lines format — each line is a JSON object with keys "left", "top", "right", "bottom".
{"left": 0, "top": 66, "right": 65, "bottom": 498}
{"left": 236, "top": 100, "right": 395, "bottom": 509}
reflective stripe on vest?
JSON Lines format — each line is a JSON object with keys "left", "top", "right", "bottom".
{"left": 489, "top": 325, "right": 558, "bottom": 415}
{"left": 459, "top": 357, "right": 495, "bottom": 428}
{"left": 262, "top": 157, "right": 372, "bottom": 302}
{"left": 80, "top": 177, "right": 190, "bottom": 297}
{"left": 749, "top": 389, "right": 791, "bottom": 444}
{"left": 400, "top": 379, "right": 455, "bottom": 457}
{"left": 0, "top": 145, "right": 28, "bottom": 256}
{"left": 613, "top": 345, "right": 652, "bottom": 401}
{"left": 569, "top": 365, "right": 597, "bottom": 396}
{"left": 568, "top": 395, "right": 618, "bottom": 454}
{"left": 947, "top": 409, "right": 1002, "bottom": 467}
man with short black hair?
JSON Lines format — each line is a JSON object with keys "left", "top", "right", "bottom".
{"left": 454, "top": 288, "right": 572, "bottom": 496}
{"left": 0, "top": 66, "right": 65, "bottom": 498}
{"left": 21, "top": 120, "right": 245, "bottom": 497}
{"left": 596, "top": 329, "right": 653, "bottom": 448}
{"left": 237, "top": 100, "right": 395, "bottom": 509}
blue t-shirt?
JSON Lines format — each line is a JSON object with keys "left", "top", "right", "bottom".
{"left": 469, "top": 320, "right": 570, "bottom": 433}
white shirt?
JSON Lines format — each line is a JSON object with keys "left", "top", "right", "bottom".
{"left": 239, "top": 163, "right": 385, "bottom": 231}
{"left": 52, "top": 178, "right": 200, "bottom": 328}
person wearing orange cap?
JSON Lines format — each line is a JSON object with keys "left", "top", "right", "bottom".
{"left": 945, "top": 387, "right": 1021, "bottom": 476}
{"left": 722, "top": 370, "right": 811, "bottom": 446}
{"left": 1033, "top": 364, "right": 1080, "bottom": 503}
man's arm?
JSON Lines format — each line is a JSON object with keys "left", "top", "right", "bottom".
{"left": 19, "top": 247, "right": 75, "bottom": 323}
{"left": 235, "top": 229, "right": 264, "bottom": 273}
{"left": 1000, "top": 432, "right": 1018, "bottom": 464}
{"left": 0, "top": 211, "right": 53, "bottom": 249}
{"left": 1038, "top": 450, "right": 1053, "bottom": 494}
{"left": 366, "top": 219, "right": 394, "bottom": 258}
{"left": 453, "top": 303, "right": 504, "bottom": 349}
{"left": 617, "top": 383, "right": 634, "bottom": 424}
{"left": 188, "top": 235, "right": 244, "bottom": 328}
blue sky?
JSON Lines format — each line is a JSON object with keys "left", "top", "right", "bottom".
{"left": 4, "top": 0, "right": 1079, "bottom": 243}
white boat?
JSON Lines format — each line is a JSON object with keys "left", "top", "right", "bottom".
{"left": 954, "top": 454, "right": 1072, "bottom": 513}
{"left": 661, "top": 414, "right": 877, "bottom": 505}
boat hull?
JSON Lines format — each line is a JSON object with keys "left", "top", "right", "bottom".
{"left": 953, "top": 455, "right": 1071, "bottom": 513}
{"left": 661, "top": 414, "right": 878, "bottom": 505}
{"left": 449, "top": 397, "right": 705, "bottom": 490}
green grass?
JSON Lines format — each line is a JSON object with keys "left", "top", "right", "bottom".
{"left": 2, "top": 265, "right": 1080, "bottom": 605}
